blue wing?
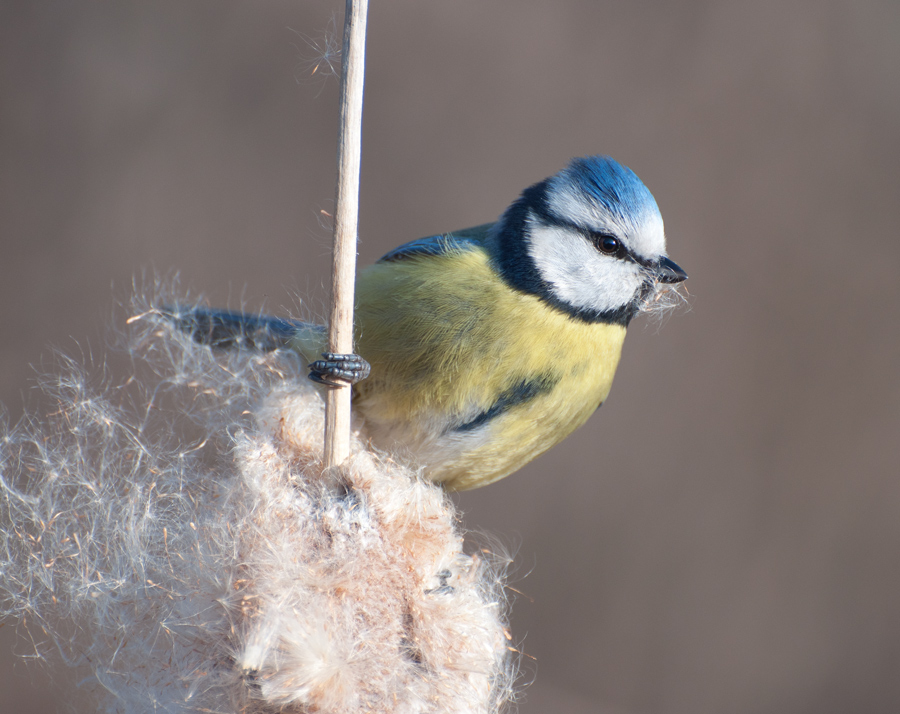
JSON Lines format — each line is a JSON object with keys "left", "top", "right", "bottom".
{"left": 377, "top": 223, "right": 494, "bottom": 263}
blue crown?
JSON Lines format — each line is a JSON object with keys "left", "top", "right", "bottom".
{"left": 557, "top": 155, "right": 661, "bottom": 226}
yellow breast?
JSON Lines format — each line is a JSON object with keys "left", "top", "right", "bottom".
{"left": 350, "top": 246, "right": 626, "bottom": 490}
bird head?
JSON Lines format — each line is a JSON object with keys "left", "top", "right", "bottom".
{"left": 491, "top": 155, "right": 686, "bottom": 325}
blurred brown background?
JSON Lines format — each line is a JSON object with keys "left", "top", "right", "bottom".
{"left": 2, "top": 1, "right": 899, "bottom": 712}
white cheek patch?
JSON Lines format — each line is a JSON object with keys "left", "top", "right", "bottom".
{"left": 526, "top": 222, "right": 645, "bottom": 314}
{"left": 546, "top": 182, "right": 667, "bottom": 261}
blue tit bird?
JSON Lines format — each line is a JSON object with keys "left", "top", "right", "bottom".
{"left": 172, "top": 155, "right": 686, "bottom": 490}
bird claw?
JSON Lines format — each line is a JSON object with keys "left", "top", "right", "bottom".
{"left": 308, "top": 353, "right": 371, "bottom": 387}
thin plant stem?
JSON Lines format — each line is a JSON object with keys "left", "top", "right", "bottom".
{"left": 325, "top": 0, "right": 368, "bottom": 468}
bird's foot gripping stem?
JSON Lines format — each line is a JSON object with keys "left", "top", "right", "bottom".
{"left": 308, "top": 353, "right": 371, "bottom": 388}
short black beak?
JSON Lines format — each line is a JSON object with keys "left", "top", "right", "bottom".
{"left": 655, "top": 256, "right": 688, "bottom": 284}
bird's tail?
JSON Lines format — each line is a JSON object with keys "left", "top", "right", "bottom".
{"left": 163, "top": 307, "right": 323, "bottom": 353}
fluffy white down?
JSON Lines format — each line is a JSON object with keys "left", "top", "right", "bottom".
{"left": 0, "top": 285, "right": 516, "bottom": 714}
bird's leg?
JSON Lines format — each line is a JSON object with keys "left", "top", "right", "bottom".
{"left": 308, "top": 353, "right": 371, "bottom": 388}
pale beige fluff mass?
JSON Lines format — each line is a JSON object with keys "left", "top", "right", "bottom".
{"left": 0, "top": 287, "right": 516, "bottom": 714}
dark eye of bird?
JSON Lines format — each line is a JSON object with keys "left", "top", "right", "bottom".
{"left": 595, "top": 234, "right": 621, "bottom": 255}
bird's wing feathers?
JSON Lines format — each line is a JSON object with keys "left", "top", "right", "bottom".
{"left": 377, "top": 223, "right": 494, "bottom": 263}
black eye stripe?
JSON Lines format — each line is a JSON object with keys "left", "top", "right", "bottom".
{"left": 529, "top": 204, "right": 652, "bottom": 266}
{"left": 589, "top": 232, "right": 627, "bottom": 258}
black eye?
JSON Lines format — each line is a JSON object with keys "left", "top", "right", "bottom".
{"left": 595, "top": 235, "right": 621, "bottom": 255}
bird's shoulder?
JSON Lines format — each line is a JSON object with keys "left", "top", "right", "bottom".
{"left": 376, "top": 223, "right": 494, "bottom": 263}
